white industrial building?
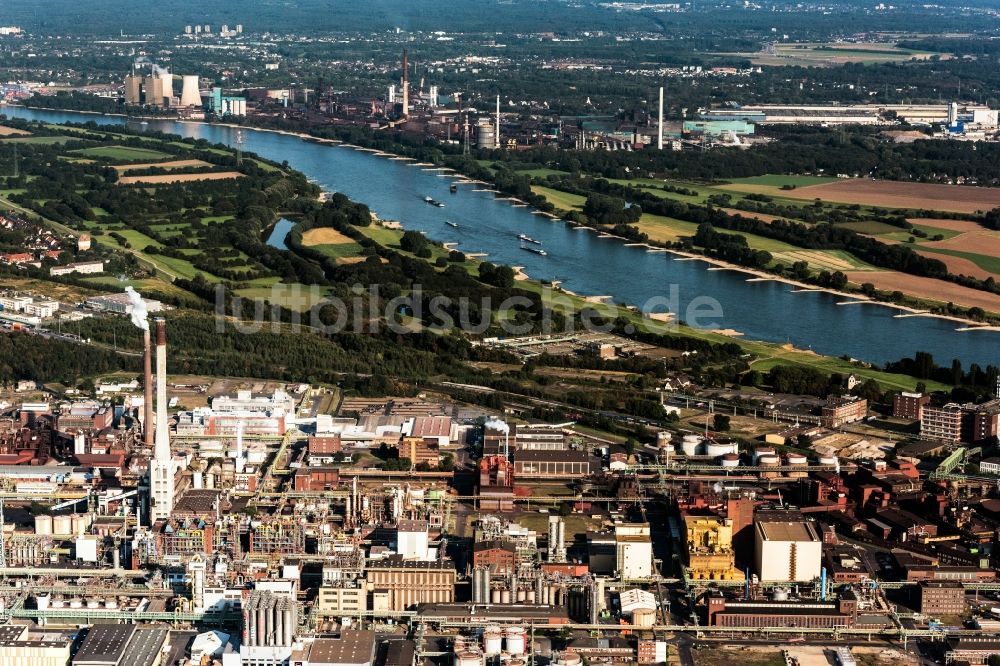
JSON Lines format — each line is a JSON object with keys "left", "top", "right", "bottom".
{"left": 754, "top": 519, "right": 822, "bottom": 583}
{"left": 395, "top": 519, "right": 430, "bottom": 560}
{"left": 615, "top": 523, "right": 653, "bottom": 579}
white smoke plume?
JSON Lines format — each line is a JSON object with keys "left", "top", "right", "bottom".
{"left": 484, "top": 417, "right": 509, "bottom": 434}
{"left": 125, "top": 287, "right": 149, "bottom": 331}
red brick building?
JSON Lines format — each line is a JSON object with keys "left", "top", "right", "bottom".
{"left": 473, "top": 540, "right": 517, "bottom": 573}
{"left": 893, "top": 392, "right": 930, "bottom": 420}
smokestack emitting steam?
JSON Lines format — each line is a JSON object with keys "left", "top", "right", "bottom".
{"left": 125, "top": 287, "right": 149, "bottom": 331}
{"left": 124, "top": 288, "right": 154, "bottom": 448}
{"left": 484, "top": 417, "right": 511, "bottom": 458}
{"left": 657, "top": 86, "right": 664, "bottom": 150}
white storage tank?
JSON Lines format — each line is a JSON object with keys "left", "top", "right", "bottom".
{"left": 34, "top": 514, "right": 53, "bottom": 536}
{"left": 505, "top": 627, "right": 526, "bottom": 655}
{"left": 818, "top": 454, "right": 838, "bottom": 466}
{"left": 705, "top": 441, "right": 737, "bottom": 457}
{"left": 53, "top": 515, "right": 72, "bottom": 535}
{"left": 758, "top": 454, "right": 780, "bottom": 466}
{"left": 785, "top": 453, "right": 807, "bottom": 465}
{"left": 753, "top": 447, "right": 776, "bottom": 463}
{"left": 679, "top": 435, "right": 702, "bottom": 456}
{"left": 720, "top": 453, "right": 740, "bottom": 468}
{"left": 656, "top": 432, "right": 672, "bottom": 448}
{"left": 483, "top": 627, "right": 503, "bottom": 656}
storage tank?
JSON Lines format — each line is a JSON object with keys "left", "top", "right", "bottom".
{"left": 501, "top": 589, "right": 511, "bottom": 604}
{"left": 758, "top": 454, "right": 780, "bottom": 465}
{"left": 53, "top": 515, "right": 72, "bottom": 535}
{"left": 455, "top": 651, "right": 484, "bottom": 666}
{"left": 34, "top": 514, "right": 53, "bottom": 535}
{"left": 476, "top": 119, "right": 495, "bottom": 150}
{"left": 656, "top": 432, "right": 672, "bottom": 449}
{"left": 679, "top": 435, "right": 702, "bottom": 456}
{"left": 516, "top": 589, "right": 526, "bottom": 602}
{"left": 483, "top": 627, "right": 503, "bottom": 656}
{"left": 786, "top": 453, "right": 807, "bottom": 465}
{"left": 705, "top": 441, "right": 737, "bottom": 457}
{"left": 491, "top": 589, "right": 501, "bottom": 604}
{"left": 554, "top": 654, "right": 583, "bottom": 666}
{"left": 753, "top": 447, "right": 776, "bottom": 463}
{"left": 505, "top": 627, "right": 526, "bottom": 655}
{"left": 818, "top": 454, "right": 838, "bottom": 466}
{"left": 720, "top": 453, "right": 740, "bottom": 468}
{"left": 632, "top": 608, "right": 656, "bottom": 628}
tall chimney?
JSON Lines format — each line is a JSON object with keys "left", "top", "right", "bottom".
{"left": 401, "top": 49, "right": 409, "bottom": 118}
{"left": 657, "top": 86, "right": 664, "bottom": 150}
{"left": 143, "top": 328, "right": 153, "bottom": 448}
{"left": 495, "top": 94, "right": 501, "bottom": 150}
{"left": 154, "top": 318, "right": 169, "bottom": 463}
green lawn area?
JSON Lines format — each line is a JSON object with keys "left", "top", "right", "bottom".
{"left": 723, "top": 174, "right": 839, "bottom": 188}
{"left": 69, "top": 145, "right": 173, "bottom": 162}
{"left": 531, "top": 186, "right": 586, "bottom": 213}
{"left": 838, "top": 220, "right": 906, "bottom": 235}
{"left": 234, "top": 283, "right": 330, "bottom": 310}
{"left": 312, "top": 242, "right": 365, "bottom": 260}
{"left": 635, "top": 214, "right": 699, "bottom": 243}
{"left": 1, "top": 135, "right": 74, "bottom": 145}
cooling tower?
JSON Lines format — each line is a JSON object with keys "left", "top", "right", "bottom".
{"left": 158, "top": 71, "right": 174, "bottom": 104}
{"left": 180, "top": 75, "right": 202, "bottom": 107}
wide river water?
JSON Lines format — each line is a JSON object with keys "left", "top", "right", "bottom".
{"left": 3, "top": 106, "right": 997, "bottom": 368}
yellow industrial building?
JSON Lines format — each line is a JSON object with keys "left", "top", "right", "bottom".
{"left": 683, "top": 515, "right": 744, "bottom": 581}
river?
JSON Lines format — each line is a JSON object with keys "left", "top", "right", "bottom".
{"left": 3, "top": 106, "right": 997, "bottom": 368}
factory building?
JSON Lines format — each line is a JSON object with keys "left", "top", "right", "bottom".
{"left": 754, "top": 519, "right": 822, "bottom": 583}
{"left": 893, "top": 392, "right": 930, "bottom": 420}
{"left": 513, "top": 449, "right": 592, "bottom": 479}
{"left": 683, "top": 515, "right": 742, "bottom": 580}
{"left": 0, "top": 625, "right": 71, "bottom": 666}
{"left": 209, "top": 87, "right": 247, "bottom": 117}
{"left": 821, "top": 396, "right": 867, "bottom": 428}
{"left": 917, "top": 580, "right": 965, "bottom": 616}
{"left": 615, "top": 523, "right": 653, "bottom": 579}
{"left": 700, "top": 103, "right": 998, "bottom": 127}
{"left": 292, "top": 631, "right": 377, "bottom": 666}
{"left": 706, "top": 590, "right": 862, "bottom": 628}
{"left": 364, "top": 557, "right": 456, "bottom": 610}
{"left": 316, "top": 581, "right": 368, "bottom": 616}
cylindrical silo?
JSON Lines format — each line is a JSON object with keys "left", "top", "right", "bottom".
{"left": 505, "top": 627, "right": 526, "bottom": 655}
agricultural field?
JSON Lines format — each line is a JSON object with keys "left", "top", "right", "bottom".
{"left": 301, "top": 226, "right": 365, "bottom": 263}
{"left": 722, "top": 41, "right": 945, "bottom": 68}
{"left": 773, "top": 178, "right": 1000, "bottom": 214}
{"left": 0, "top": 125, "right": 31, "bottom": 137}
{"left": 117, "top": 171, "right": 243, "bottom": 185}
{"left": 845, "top": 270, "right": 1000, "bottom": 312}
{"left": 112, "top": 159, "right": 212, "bottom": 172}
